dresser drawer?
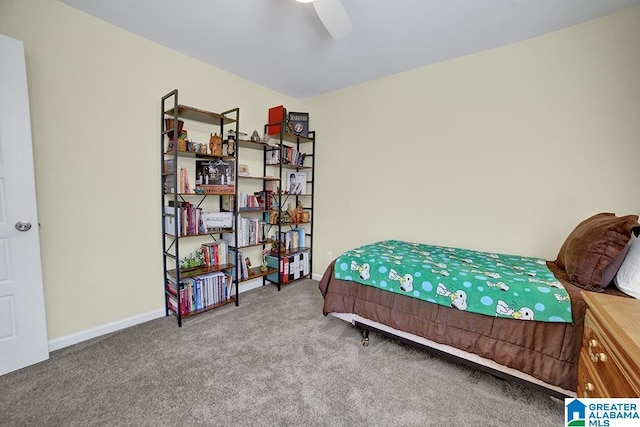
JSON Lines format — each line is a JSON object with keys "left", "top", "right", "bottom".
{"left": 578, "top": 350, "right": 608, "bottom": 397}
{"left": 582, "top": 310, "right": 638, "bottom": 397}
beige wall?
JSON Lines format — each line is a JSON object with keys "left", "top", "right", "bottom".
{"left": 307, "top": 6, "right": 640, "bottom": 272}
{"left": 0, "top": 0, "right": 300, "bottom": 340}
{"left": 1, "top": 0, "right": 638, "bottom": 342}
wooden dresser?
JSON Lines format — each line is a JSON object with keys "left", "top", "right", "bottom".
{"left": 577, "top": 291, "right": 640, "bottom": 397}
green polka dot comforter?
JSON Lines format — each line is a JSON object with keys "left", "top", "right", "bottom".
{"left": 334, "top": 240, "right": 572, "bottom": 323}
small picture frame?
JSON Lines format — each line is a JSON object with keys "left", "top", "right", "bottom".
{"left": 238, "top": 164, "right": 250, "bottom": 177}
{"left": 286, "top": 172, "right": 306, "bottom": 195}
{"left": 201, "top": 212, "right": 233, "bottom": 230}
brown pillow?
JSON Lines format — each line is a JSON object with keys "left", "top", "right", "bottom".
{"left": 556, "top": 212, "right": 640, "bottom": 291}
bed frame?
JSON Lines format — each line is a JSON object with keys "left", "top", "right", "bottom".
{"left": 330, "top": 312, "right": 574, "bottom": 399}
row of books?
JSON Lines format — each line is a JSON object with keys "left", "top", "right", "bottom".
{"left": 265, "top": 146, "right": 306, "bottom": 167}
{"left": 167, "top": 271, "right": 232, "bottom": 315}
{"left": 165, "top": 203, "right": 206, "bottom": 236}
{"left": 163, "top": 159, "right": 175, "bottom": 193}
{"left": 278, "top": 228, "right": 306, "bottom": 251}
{"left": 228, "top": 248, "right": 251, "bottom": 281}
{"left": 222, "top": 216, "right": 264, "bottom": 248}
{"left": 266, "top": 251, "right": 310, "bottom": 284}
{"left": 201, "top": 241, "right": 229, "bottom": 268}
{"left": 235, "top": 191, "right": 277, "bottom": 211}
{"left": 223, "top": 191, "right": 275, "bottom": 211}
{"left": 237, "top": 193, "right": 261, "bottom": 210}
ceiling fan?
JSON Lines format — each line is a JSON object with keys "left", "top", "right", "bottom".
{"left": 296, "top": 0, "right": 353, "bottom": 39}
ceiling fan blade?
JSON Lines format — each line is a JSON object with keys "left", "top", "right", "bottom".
{"left": 312, "top": 0, "right": 352, "bottom": 39}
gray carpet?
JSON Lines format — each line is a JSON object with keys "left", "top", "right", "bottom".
{"left": 0, "top": 280, "right": 564, "bottom": 426}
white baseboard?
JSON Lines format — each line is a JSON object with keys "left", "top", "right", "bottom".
{"left": 312, "top": 272, "right": 322, "bottom": 281}
{"left": 48, "top": 309, "right": 166, "bottom": 352}
{"left": 237, "top": 277, "right": 266, "bottom": 293}
{"left": 49, "top": 274, "right": 321, "bottom": 352}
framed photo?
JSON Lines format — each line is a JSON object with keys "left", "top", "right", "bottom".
{"left": 288, "top": 112, "right": 309, "bottom": 136}
{"left": 238, "top": 164, "right": 250, "bottom": 176}
{"left": 195, "top": 159, "right": 235, "bottom": 194}
{"left": 287, "top": 172, "right": 306, "bottom": 195}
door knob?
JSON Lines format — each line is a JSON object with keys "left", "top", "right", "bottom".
{"left": 15, "top": 221, "right": 32, "bottom": 232}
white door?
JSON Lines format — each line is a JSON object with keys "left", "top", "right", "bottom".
{"left": 0, "top": 34, "right": 48, "bottom": 376}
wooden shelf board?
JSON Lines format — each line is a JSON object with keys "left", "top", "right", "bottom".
{"left": 266, "top": 163, "right": 312, "bottom": 170}
{"left": 238, "top": 175, "right": 280, "bottom": 181}
{"left": 164, "top": 150, "right": 235, "bottom": 161}
{"left": 168, "top": 263, "right": 234, "bottom": 279}
{"left": 240, "top": 267, "right": 277, "bottom": 282}
{"left": 165, "top": 105, "right": 236, "bottom": 125}
{"left": 237, "top": 139, "right": 271, "bottom": 150}
{"left": 266, "top": 273, "right": 312, "bottom": 286}
{"left": 168, "top": 296, "right": 237, "bottom": 318}
{"left": 280, "top": 132, "right": 313, "bottom": 144}
{"left": 164, "top": 229, "right": 234, "bottom": 238}
{"left": 231, "top": 242, "right": 271, "bottom": 250}
{"left": 238, "top": 208, "right": 267, "bottom": 213}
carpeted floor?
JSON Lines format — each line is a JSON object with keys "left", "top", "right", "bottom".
{"left": 0, "top": 279, "right": 564, "bottom": 426}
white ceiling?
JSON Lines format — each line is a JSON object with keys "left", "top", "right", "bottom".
{"left": 59, "top": 0, "right": 640, "bottom": 99}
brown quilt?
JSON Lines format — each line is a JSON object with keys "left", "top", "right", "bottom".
{"left": 319, "top": 259, "right": 627, "bottom": 392}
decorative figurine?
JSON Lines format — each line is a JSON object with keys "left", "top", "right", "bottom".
{"left": 250, "top": 129, "right": 260, "bottom": 142}
{"left": 287, "top": 200, "right": 304, "bottom": 224}
{"left": 227, "top": 135, "right": 235, "bottom": 156}
{"left": 246, "top": 257, "right": 255, "bottom": 276}
{"left": 261, "top": 248, "right": 270, "bottom": 272}
{"left": 209, "top": 133, "right": 223, "bottom": 156}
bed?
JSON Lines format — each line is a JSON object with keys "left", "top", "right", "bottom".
{"left": 318, "top": 213, "right": 639, "bottom": 398}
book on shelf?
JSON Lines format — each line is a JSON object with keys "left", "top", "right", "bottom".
{"left": 186, "top": 202, "right": 202, "bottom": 236}
{"left": 265, "top": 147, "right": 280, "bottom": 165}
{"left": 222, "top": 216, "right": 261, "bottom": 247}
{"left": 164, "top": 206, "right": 180, "bottom": 236}
{"left": 165, "top": 203, "right": 206, "bottom": 236}
{"left": 302, "top": 251, "right": 310, "bottom": 276}
{"left": 164, "top": 175, "right": 176, "bottom": 194}
{"left": 275, "top": 228, "right": 306, "bottom": 251}
{"left": 265, "top": 179, "right": 277, "bottom": 194}
{"left": 286, "top": 172, "right": 306, "bottom": 195}
{"left": 228, "top": 248, "right": 250, "bottom": 281}
{"left": 290, "top": 227, "right": 305, "bottom": 248}
{"left": 166, "top": 276, "right": 188, "bottom": 315}
{"left": 290, "top": 253, "right": 301, "bottom": 281}
{"left": 237, "top": 193, "right": 261, "bottom": 210}
{"left": 195, "top": 159, "right": 236, "bottom": 194}
{"left": 266, "top": 255, "right": 283, "bottom": 283}
{"left": 287, "top": 112, "right": 309, "bottom": 137}
{"left": 168, "top": 272, "right": 232, "bottom": 314}
{"left": 253, "top": 190, "right": 273, "bottom": 210}
{"left": 201, "top": 241, "right": 229, "bottom": 268}
{"left": 163, "top": 159, "right": 176, "bottom": 193}
{"left": 278, "top": 146, "right": 306, "bottom": 166}
{"left": 222, "top": 195, "right": 234, "bottom": 212}
{"left": 179, "top": 168, "right": 192, "bottom": 194}
{"left": 268, "top": 105, "right": 286, "bottom": 135}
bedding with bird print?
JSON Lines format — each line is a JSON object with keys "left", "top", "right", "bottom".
{"left": 333, "top": 240, "right": 572, "bottom": 323}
